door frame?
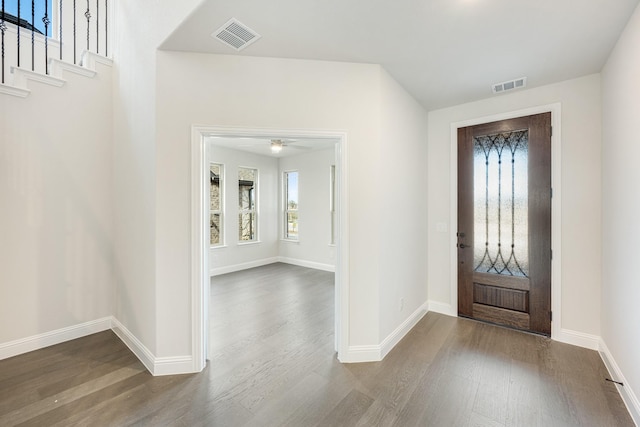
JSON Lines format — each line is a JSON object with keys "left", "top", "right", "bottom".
{"left": 190, "top": 125, "right": 349, "bottom": 372}
{"left": 449, "top": 103, "right": 562, "bottom": 341}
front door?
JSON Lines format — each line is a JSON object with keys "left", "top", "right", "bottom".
{"left": 457, "top": 113, "right": 551, "bottom": 335}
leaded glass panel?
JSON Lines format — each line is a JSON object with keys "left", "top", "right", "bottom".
{"left": 473, "top": 130, "right": 529, "bottom": 277}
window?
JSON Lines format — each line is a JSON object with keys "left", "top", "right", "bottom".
{"left": 210, "top": 163, "right": 223, "bottom": 246}
{"left": 238, "top": 167, "right": 257, "bottom": 242}
{"left": 284, "top": 171, "right": 299, "bottom": 240}
{"left": 330, "top": 165, "right": 336, "bottom": 245}
{"left": 2, "top": 2, "right": 51, "bottom": 35}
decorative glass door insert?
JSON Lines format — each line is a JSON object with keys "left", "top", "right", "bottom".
{"left": 473, "top": 130, "right": 529, "bottom": 277}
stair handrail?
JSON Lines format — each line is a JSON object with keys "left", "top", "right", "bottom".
{"left": 1, "top": 0, "right": 110, "bottom": 84}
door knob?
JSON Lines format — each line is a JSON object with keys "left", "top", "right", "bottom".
{"left": 458, "top": 243, "right": 469, "bottom": 249}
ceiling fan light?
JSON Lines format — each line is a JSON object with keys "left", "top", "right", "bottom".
{"left": 270, "top": 140, "right": 283, "bottom": 153}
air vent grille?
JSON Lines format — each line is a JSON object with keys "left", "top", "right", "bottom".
{"left": 492, "top": 77, "right": 527, "bottom": 94}
{"left": 213, "top": 19, "right": 261, "bottom": 51}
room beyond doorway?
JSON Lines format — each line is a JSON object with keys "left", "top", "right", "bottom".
{"left": 190, "top": 126, "right": 349, "bottom": 370}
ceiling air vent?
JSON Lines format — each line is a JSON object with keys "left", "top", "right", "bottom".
{"left": 212, "top": 18, "right": 261, "bottom": 51}
{"left": 492, "top": 77, "right": 527, "bottom": 94}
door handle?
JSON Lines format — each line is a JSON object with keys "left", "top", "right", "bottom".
{"left": 458, "top": 243, "right": 469, "bottom": 249}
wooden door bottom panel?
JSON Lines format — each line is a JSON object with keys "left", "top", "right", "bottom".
{"left": 473, "top": 283, "right": 529, "bottom": 312}
{"left": 472, "top": 303, "right": 530, "bottom": 330}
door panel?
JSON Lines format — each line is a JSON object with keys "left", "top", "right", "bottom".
{"left": 458, "top": 113, "right": 551, "bottom": 336}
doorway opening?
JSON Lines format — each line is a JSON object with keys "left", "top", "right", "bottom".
{"left": 190, "top": 126, "right": 349, "bottom": 371}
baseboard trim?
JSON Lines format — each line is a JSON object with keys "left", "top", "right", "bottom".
{"left": 599, "top": 339, "right": 640, "bottom": 425}
{"left": 111, "top": 318, "right": 193, "bottom": 376}
{"left": 341, "top": 302, "right": 429, "bottom": 363}
{"left": 210, "top": 257, "right": 279, "bottom": 276}
{"left": 427, "top": 300, "right": 457, "bottom": 317}
{"left": 277, "top": 257, "right": 335, "bottom": 272}
{"left": 0, "top": 317, "right": 112, "bottom": 361}
{"left": 340, "top": 345, "right": 381, "bottom": 363}
{"left": 380, "top": 302, "right": 429, "bottom": 359}
{"left": 554, "top": 328, "right": 600, "bottom": 351}
{"left": 110, "top": 317, "right": 156, "bottom": 374}
{"left": 0, "top": 317, "right": 196, "bottom": 376}
{"left": 154, "top": 355, "right": 195, "bottom": 376}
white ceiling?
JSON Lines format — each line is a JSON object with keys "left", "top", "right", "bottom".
{"left": 206, "top": 136, "right": 337, "bottom": 158}
{"left": 161, "top": 0, "right": 639, "bottom": 110}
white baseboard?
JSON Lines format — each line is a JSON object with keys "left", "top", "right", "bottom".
{"left": 553, "top": 328, "right": 600, "bottom": 351}
{"left": 277, "top": 257, "right": 335, "bottom": 272}
{"left": 210, "top": 257, "right": 279, "bottom": 276}
{"left": 426, "top": 302, "right": 602, "bottom": 352}
{"left": 154, "top": 356, "right": 195, "bottom": 376}
{"left": 599, "top": 339, "right": 640, "bottom": 425}
{"left": 111, "top": 317, "right": 195, "bottom": 376}
{"left": 341, "top": 302, "right": 429, "bottom": 363}
{"left": 427, "top": 300, "right": 457, "bottom": 317}
{"left": 340, "top": 345, "right": 381, "bottom": 363}
{"left": 0, "top": 317, "right": 112, "bottom": 361}
{"left": 110, "top": 317, "right": 156, "bottom": 374}
{"left": 380, "top": 302, "right": 429, "bottom": 359}
{"left": 0, "top": 317, "right": 196, "bottom": 376}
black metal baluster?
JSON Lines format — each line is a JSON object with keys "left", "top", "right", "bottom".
{"left": 1, "top": 0, "right": 5, "bottom": 84}
{"left": 59, "top": 0, "right": 63, "bottom": 60}
{"left": 95, "top": 0, "right": 98, "bottom": 53}
{"left": 85, "top": 0, "right": 90, "bottom": 51}
{"left": 17, "top": 0, "right": 20, "bottom": 67}
{"left": 73, "top": 0, "right": 76, "bottom": 64}
{"left": 105, "top": 0, "right": 107, "bottom": 56}
{"left": 43, "top": 0, "right": 50, "bottom": 74}
{"left": 31, "top": 0, "right": 34, "bottom": 71}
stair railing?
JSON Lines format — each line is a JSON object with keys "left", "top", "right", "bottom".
{"left": 0, "top": 0, "right": 110, "bottom": 84}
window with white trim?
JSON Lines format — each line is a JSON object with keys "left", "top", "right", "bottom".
{"left": 284, "top": 171, "right": 299, "bottom": 240}
{"left": 210, "top": 163, "right": 223, "bottom": 246}
{"left": 238, "top": 167, "right": 258, "bottom": 242}
{"left": 330, "top": 165, "right": 336, "bottom": 245}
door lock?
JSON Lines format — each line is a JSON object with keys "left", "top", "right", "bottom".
{"left": 457, "top": 232, "right": 468, "bottom": 249}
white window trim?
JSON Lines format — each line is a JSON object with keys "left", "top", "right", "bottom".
{"left": 283, "top": 170, "right": 299, "bottom": 241}
{"left": 238, "top": 166, "right": 258, "bottom": 243}
{"left": 210, "top": 163, "right": 224, "bottom": 248}
{"left": 329, "top": 164, "right": 336, "bottom": 245}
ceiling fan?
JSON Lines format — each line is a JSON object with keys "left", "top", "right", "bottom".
{"left": 237, "top": 138, "right": 312, "bottom": 154}
{"left": 269, "top": 139, "right": 286, "bottom": 153}
{"left": 267, "top": 139, "right": 313, "bottom": 154}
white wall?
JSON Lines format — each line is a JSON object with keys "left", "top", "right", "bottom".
{"left": 278, "top": 148, "right": 336, "bottom": 270}
{"left": 601, "top": 3, "right": 640, "bottom": 420}
{"left": 0, "top": 62, "right": 113, "bottom": 345}
{"left": 427, "top": 74, "right": 602, "bottom": 337}
{"left": 111, "top": 0, "right": 201, "bottom": 359}
{"left": 156, "top": 51, "right": 381, "bottom": 349}
{"left": 155, "top": 51, "right": 429, "bottom": 355}
{"left": 208, "top": 145, "right": 279, "bottom": 274}
{"left": 378, "top": 68, "right": 430, "bottom": 342}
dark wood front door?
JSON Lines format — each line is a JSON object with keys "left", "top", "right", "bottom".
{"left": 457, "top": 113, "right": 551, "bottom": 336}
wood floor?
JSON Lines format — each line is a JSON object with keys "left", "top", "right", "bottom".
{"left": 0, "top": 263, "right": 633, "bottom": 426}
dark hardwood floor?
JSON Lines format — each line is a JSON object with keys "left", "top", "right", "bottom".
{"left": 0, "top": 263, "right": 633, "bottom": 426}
